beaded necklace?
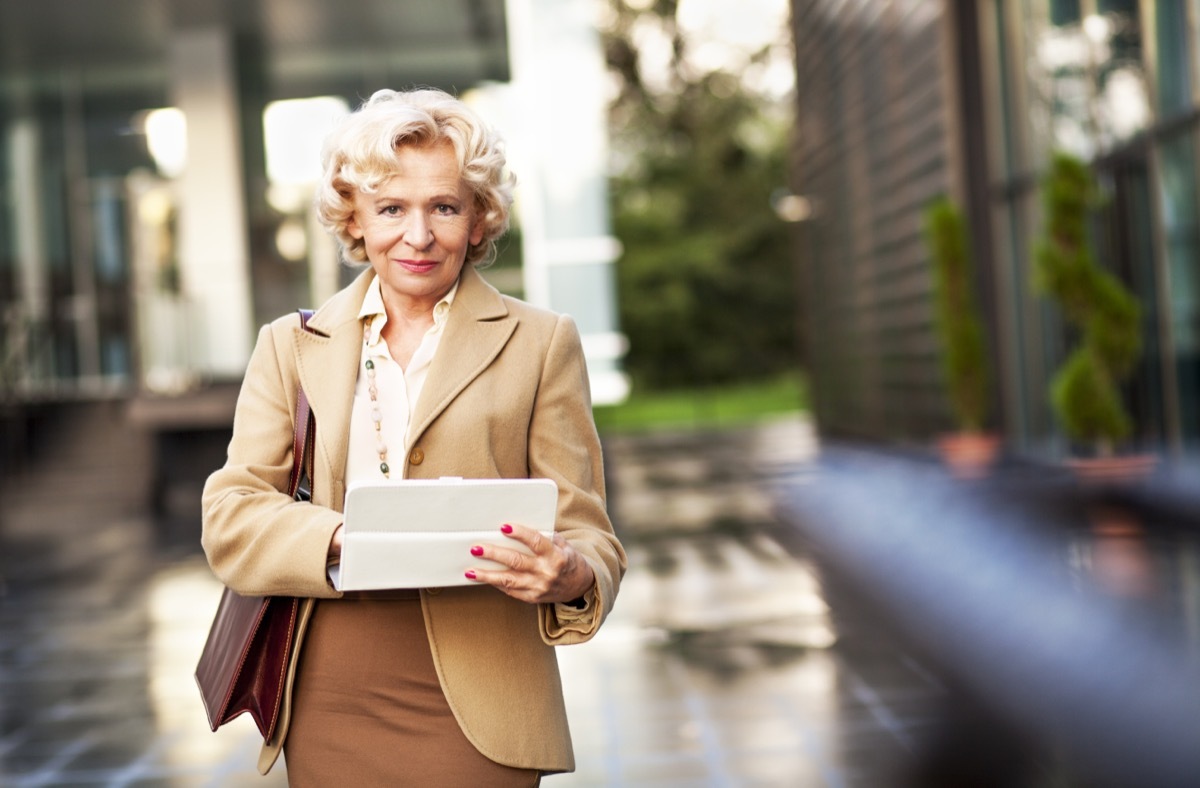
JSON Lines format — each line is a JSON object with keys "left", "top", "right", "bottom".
{"left": 362, "top": 321, "right": 390, "bottom": 478}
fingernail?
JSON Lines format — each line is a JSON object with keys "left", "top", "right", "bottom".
{"left": 470, "top": 545, "right": 484, "bottom": 557}
{"left": 465, "top": 570, "right": 477, "bottom": 580}
{"left": 501, "top": 524, "right": 513, "bottom": 534}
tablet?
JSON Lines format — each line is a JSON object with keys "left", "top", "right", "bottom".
{"left": 330, "top": 477, "right": 558, "bottom": 590}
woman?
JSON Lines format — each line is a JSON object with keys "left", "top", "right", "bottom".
{"left": 201, "top": 88, "right": 626, "bottom": 785}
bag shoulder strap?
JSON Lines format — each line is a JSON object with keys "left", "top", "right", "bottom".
{"left": 288, "top": 309, "right": 317, "bottom": 497}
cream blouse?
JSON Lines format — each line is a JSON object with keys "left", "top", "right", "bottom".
{"left": 346, "top": 275, "right": 457, "bottom": 484}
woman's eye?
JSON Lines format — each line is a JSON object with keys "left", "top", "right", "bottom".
{"left": 381, "top": 205, "right": 401, "bottom": 216}
{"left": 435, "top": 204, "right": 458, "bottom": 215}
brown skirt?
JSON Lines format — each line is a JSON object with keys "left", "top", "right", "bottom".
{"left": 283, "top": 592, "right": 540, "bottom": 787}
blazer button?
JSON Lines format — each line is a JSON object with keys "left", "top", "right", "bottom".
{"left": 409, "top": 447, "right": 425, "bottom": 465}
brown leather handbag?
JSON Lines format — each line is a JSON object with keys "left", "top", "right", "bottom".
{"left": 195, "top": 309, "right": 316, "bottom": 742}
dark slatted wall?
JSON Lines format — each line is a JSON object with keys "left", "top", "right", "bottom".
{"left": 790, "top": 0, "right": 962, "bottom": 441}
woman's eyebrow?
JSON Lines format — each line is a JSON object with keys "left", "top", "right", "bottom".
{"left": 372, "top": 192, "right": 462, "bottom": 205}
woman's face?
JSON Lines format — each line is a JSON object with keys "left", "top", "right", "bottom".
{"left": 348, "top": 141, "right": 484, "bottom": 314}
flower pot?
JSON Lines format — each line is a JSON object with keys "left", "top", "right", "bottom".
{"left": 1064, "top": 454, "right": 1158, "bottom": 486}
{"left": 937, "top": 431, "right": 1001, "bottom": 480}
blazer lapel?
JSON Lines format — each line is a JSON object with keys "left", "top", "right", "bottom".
{"left": 410, "top": 266, "right": 516, "bottom": 445}
{"left": 293, "top": 269, "right": 373, "bottom": 502}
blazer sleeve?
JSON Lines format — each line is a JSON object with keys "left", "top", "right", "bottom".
{"left": 201, "top": 320, "right": 345, "bottom": 598}
{"left": 528, "top": 314, "right": 628, "bottom": 645}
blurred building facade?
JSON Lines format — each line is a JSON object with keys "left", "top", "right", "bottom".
{"left": 0, "top": 0, "right": 627, "bottom": 416}
{"left": 790, "top": 0, "right": 1200, "bottom": 458}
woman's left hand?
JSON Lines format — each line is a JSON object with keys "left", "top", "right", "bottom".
{"left": 466, "top": 524, "right": 595, "bottom": 605}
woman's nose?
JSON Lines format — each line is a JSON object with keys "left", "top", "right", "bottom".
{"left": 404, "top": 215, "right": 434, "bottom": 249}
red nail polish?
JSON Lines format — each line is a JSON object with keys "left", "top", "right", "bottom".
{"left": 464, "top": 570, "right": 477, "bottom": 580}
{"left": 470, "top": 546, "right": 484, "bottom": 557}
{"left": 501, "top": 524, "right": 513, "bottom": 534}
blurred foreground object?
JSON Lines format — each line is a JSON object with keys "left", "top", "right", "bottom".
{"left": 776, "top": 447, "right": 1200, "bottom": 787}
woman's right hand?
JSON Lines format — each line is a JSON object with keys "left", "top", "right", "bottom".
{"left": 464, "top": 524, "right": 595, "bottom": 605}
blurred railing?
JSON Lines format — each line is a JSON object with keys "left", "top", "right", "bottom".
{"left": 775, "top": 447, "right": 1200, "bottom": 787}
{"left": 0, "top": 302, "right": 132, "bottom": 403}
{"left": 1, "top": 303, "right": 31, "bottom": 401}
{"left": 1, "top": 305, "right": 45, "bottom": 478}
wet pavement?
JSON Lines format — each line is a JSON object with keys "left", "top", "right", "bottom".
{"left": 11, "top": 403, "right": 1196, "bottom": 785}
{"left": 562, "top": 419, "right": 937, "bottom": 786}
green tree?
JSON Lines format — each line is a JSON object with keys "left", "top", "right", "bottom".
{"left": 1034, "top": 152, "right": 1142, "bottom": 455}
{"left": 924, "top": 198, "right": 990, "bottom": 432}
{"left": 602, "top": 0, "right": 798, "bottom": 390}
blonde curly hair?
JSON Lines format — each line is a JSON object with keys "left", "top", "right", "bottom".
{"left": 315, "top": 88, "right": 515, "bottom": 267}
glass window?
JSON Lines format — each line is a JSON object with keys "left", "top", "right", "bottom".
{"left": 1156, "top": 0, "right": 1193, "bottom": 117}
{"left": 1098, "top": 0, "right": 1137, "bottom": 14}
{"left": 1022, "top": 0, "right": 1150, "bottom": 159}
{"left": 1051, "top": 0, "right": 1082, "bottom": 25}
{"left": 1091, "top": 0, "right": 1150, "bottom": 147}
{"left": 0, "top": 83, "right": 169, "bottom": 391}
{"left": 993, "top": 1, "right": 1021, "bottom": 178}
{"left": 1023, "top": 0, "right": 1092, "bottom": 158}
{"left": 990, "top": 1, "right": 1193, "bottom": 450}
{"left": 1159, "top": 132, "right": 1200, "bottom": 445}
{"left": 1095, "top": 158, "right": 1167, "bottom": 447}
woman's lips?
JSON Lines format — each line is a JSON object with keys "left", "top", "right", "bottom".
{"left": 397, "top": 259, "right": 438, "bottom": 273}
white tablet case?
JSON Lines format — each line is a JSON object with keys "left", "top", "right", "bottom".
{"left": 331, "top": 477, "right": 558, "bottom": 590}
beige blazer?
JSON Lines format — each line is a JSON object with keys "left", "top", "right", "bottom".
{"left": 201, "top": 266, "right": 626, "bottom": 774}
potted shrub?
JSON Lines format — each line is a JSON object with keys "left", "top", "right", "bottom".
{"left": 924, "top": 197, "right": 999, "bottom": 478}
{"left": 1033, "top": 152, "right": 1151, "bottom": 481}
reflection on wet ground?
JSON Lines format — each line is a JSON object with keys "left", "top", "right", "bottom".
{"left": 4, "top": 404, "right": 1200, "bottom": 785}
